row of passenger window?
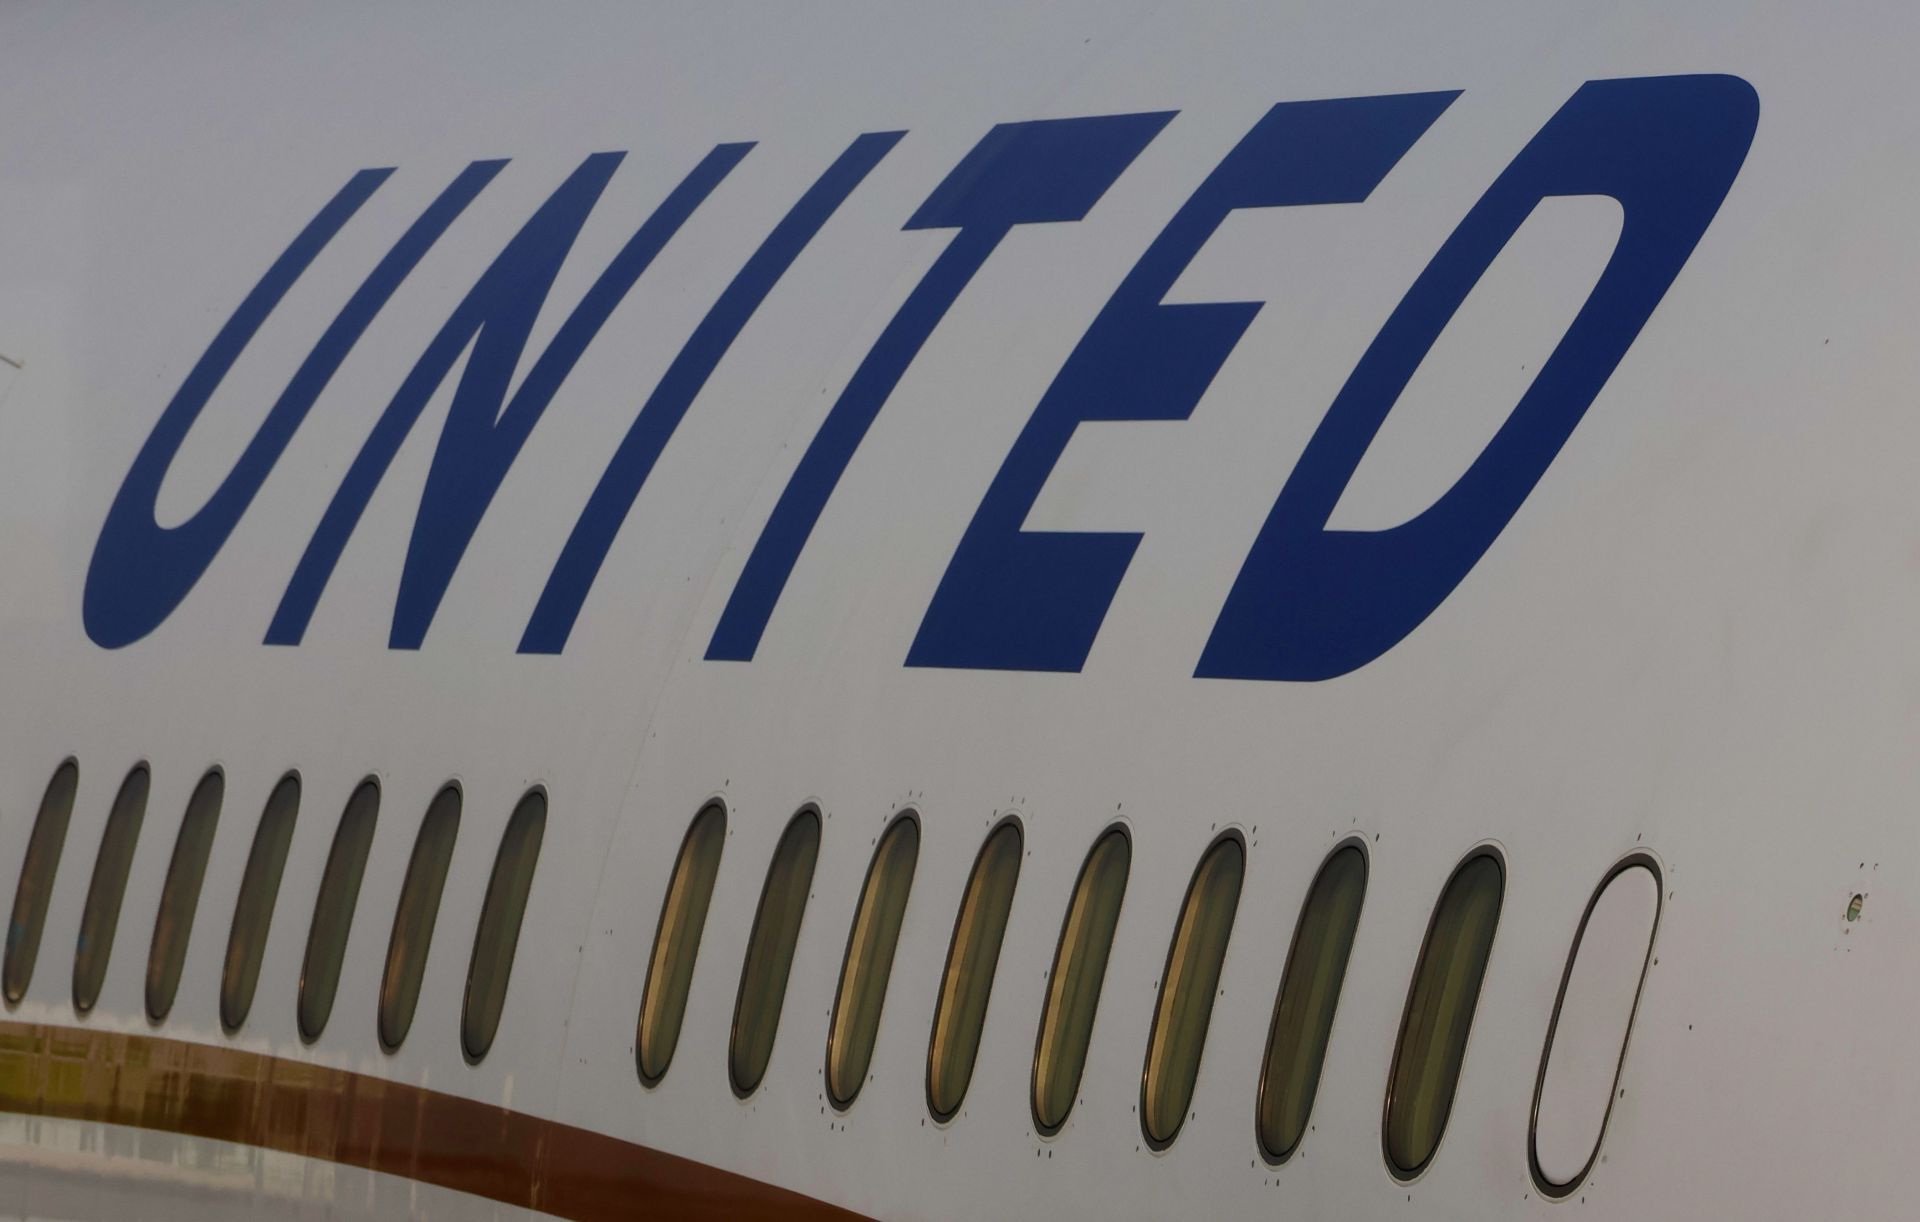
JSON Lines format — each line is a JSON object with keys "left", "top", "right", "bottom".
{"left": 2, "top": 761, "right": 544, "bottom": 1062}
{"left": 1, "top": 760, "right": 1655, "bottom": 1195}
{"left": 639, "top": 801, "right": 1658, "bottom": 1196}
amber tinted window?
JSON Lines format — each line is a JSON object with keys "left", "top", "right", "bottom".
{"left": 1384, "top": 850, "right": 1504, "bottom": 1179}
{"left": 1032, "top": 826, "right": 1130, "bottom": 1135}
{"left": 826, "top": 813, "right": 920, "bottom": 1108}
{"left": 4, "top": 760, "right": 80, "bottom": 1006}
{"left": 73, "top": 765, "right": 151, "bottom": 1014}
{"left": 461, "top": 790, "right": 546, "bottom": 1062}
{"left": 1257, "top": 841, "right": 1368, "bottom": 1163}
{"left": 927, "top": 818, "right": 1022, "bottom": 1121}
{"left": 298, "top": 780, "right": 380, "bottom": 1042}
{"left": 637, "top": 801, "right": 727, "bottom": 1085}
{"left": 1141, "top": 832, "right": 1245, "bottom": 1148}
{"left": 379, "top": 786, "right": 461, "bottom": 1051}
{"left": 145, "top": 769, "right": 225, "bottom": 1022}
{"left": 220, "top": 774, "right": 301, "bottom": 1032}
{"left": 729, "top": 807, "right": 822, "bottom": 1096}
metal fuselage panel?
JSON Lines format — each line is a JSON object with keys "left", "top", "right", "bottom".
{"left": 0, "top": 3, "right": 1906, "bottom": 1219}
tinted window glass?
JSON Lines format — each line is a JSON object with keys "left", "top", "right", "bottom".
{"left": 729, "top": 808, "right": 821, "bottom": 1096}
{"left": 1141, "top": 832, "right": 1245, "bottom": 1148}
{"left": 927, "top": 818, "right": 1022, "bottom": 1121}
{"left": 379, "top": 786, "right": 461, "bottom": 1051}
{"left": 1384, "top": 850, "right": 1504, "bottom": 1179}
{"left": 73, "top": 765, "right": 151, "bottom": 1014}
{"left": 145, "top": 769, "right": 225, "bottom": 1022}
{"left": 637, "top": 801, "right": 726, "bottom": 1086}
{"left": 298, "top": 780, "right": 380, "bottom": 1042}
{"left": 220, "top": 774, "right": 301, "bottom": 1032}
{"left": 461, "top": 789, "right": 546, "bottom": 1061}
{"left": 826, "top": 813, "right": 919, "bottom": 1108}
{"left": 4, "top": 760, "right": 80, "bottom": 1006}
{"left": 1258, "top": 841, "right": 1368, "bottom": 1163}
{"left": 1032, "top": 826, "right": 1130, "bottom": 1135}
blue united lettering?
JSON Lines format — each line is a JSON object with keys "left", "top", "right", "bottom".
{"left": 82, "top": 75, "right": 1758, "bottom": 680}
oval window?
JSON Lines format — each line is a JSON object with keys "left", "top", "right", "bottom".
{"left": 1383, "top": 849, "right": 1504, "bottom": 1180}
{"left": 1032, "top": 825, "right": 1130, "bottom": 1135}
{"left": 927, "top": 818, "right": 1022, "bottom": 1121}
{"left": 3, "top": 760, "right": 80, "bottom": 1006}
{"left": 298, "top": 780, "right": 381, "bottom": 1042}
{"left": 1140, "top": 832, "right": 1245, "bottom": 1148}
{"left": 378, "top": 785, "right": 461, "bottom": 1051}
{"left": 145, "top": 769, "right": 225, "bottom": 1022}
{"left": 220, "top": 774, "right": 301, "bottom": 1032}
{"left": 729, "top": 807, "right": 822, "bottom": 1097}
{"left": 1530, "top": 858, "right": 1660, "bottom": 1196}
{"left": 636, "top": 801, "right": 727, "bottom": 1086}
{"left": 73, "top": 764, "right": 151, "bottom": 1015}
{"left": 1257, "top": 841, "right": 1368, "bottom": 1163}
{"left": 826, "top": 812, "right": 920, "bottom": 1108}
{"left": 462, "top": 789, "right": 546, "bottom": 1062}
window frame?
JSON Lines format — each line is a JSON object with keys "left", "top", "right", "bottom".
{"left": 1030, "top": 822, "right": 1132, "bottom": 1138}
{"left": 1527, "top": 851, "right": 1662, "bottom": 1199}
{"left": 1255, "top": 836, "right": 1370, "bottom": 1166}
{"left": 219, "top": 771, "right": 303, "bottom": 1034}
{"left": 460, "top": 786, "right": 547, "bottom": 1064}
{"left": 1138, "top": 828, "right": 1246, "bottom": 1151}
{"left": 297, "top": 778, "right": 382, "bottom": 1044}
{"left": 824, "top": 808, "right": 921, "bottom": 1111}
{"left": 378, "top": 783, "right": 463, "bottom": 1053}
{"left": 636, "top": 799, "right": 728, "bottom": 1087}
{"left": 925, "top": 815, "right": 1024, "bottom": 1123}
{"left": 1381, "top": 844, "right": 1506, "bottom": 1182}
{"left": 728, "top": 805, "right": 824, "bottom": 1099}
{"left": 144, "top": 766, "right": 226, "bottom": 1023}
{"left": 72, "top": 763, "right": 152, "bottom": 1016}
{"left": 3, "top": 759, "right": 81, "bottom": 1007}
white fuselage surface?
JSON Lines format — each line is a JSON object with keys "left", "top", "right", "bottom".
{"left": 0, "top": 4, "right": 1907, "bottom": 1220}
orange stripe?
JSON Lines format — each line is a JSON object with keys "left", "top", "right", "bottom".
{"left": 0, "top": 1019, "right": 866, "bottom": 1220}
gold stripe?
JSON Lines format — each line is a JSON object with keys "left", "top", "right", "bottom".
{"left": 0, "top": 1018, "right": 865, "bottom": 1220}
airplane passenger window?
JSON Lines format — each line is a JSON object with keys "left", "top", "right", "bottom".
{"left": 379, "top": 785, "right": 462, "bottom": 1051}
{"left": 729, "top": 807, "right": 822, "bottom": 1096}
{"left": 1530, "top": 857, "right": 1661, "bottom": 1197}
{"left": 3, "top": 760, "right": 80, "bottom": 1006}
{"left": 461, "top": 789, "right": 547, "bottom": 1062}
{"left": 826, "top": 812, "right": 920, "bottom": 1109}
{"left": 1141, "top": 832, "right": 1246, "bottom": 1148}
{"left": 927, "top": 818, "right": 1023, "bottom": 1121}
{"left": 1032, "top": 825, "right": 1130, "bottom": 1135}
{"left": 1383, "top": 848, "right": 1504, "bottom": 1180}
{"left": 1257, "top": 840, "right": 1368, "bottom": 1163}
{"left": 298, "top": 780, "right": 381, "bottom": 1042}
{"left": 72, "top": 765, "right": 151, "bottom": 1014}
{"left": 145, "top": 768, "right": 225, "bottom": 1022}
{"left": 220, "top": 773, "right": 301, "bottom": 1032}
{"left": 637, "top": 800, "right": 727, "bottom": 1086}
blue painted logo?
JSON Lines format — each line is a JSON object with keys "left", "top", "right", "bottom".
{"left": 84, "top": 75, "right": 1758, "bottom": 680}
